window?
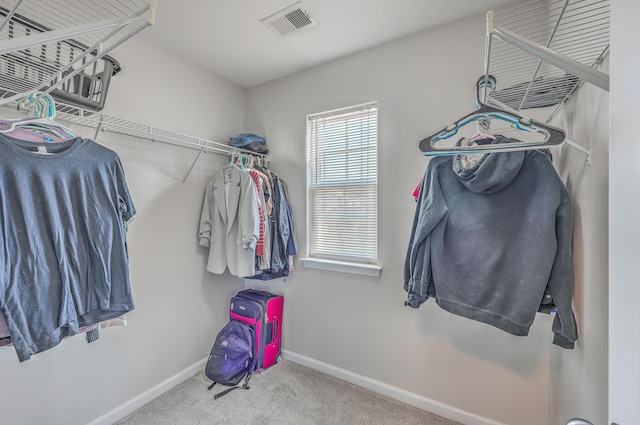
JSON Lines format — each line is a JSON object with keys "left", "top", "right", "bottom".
{"left": 305, "top": 102, "right": 379, "bottom": 272}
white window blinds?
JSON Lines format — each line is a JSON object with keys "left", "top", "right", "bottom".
{"left": 306, "top": 103, "right": 378, "bottom": 264}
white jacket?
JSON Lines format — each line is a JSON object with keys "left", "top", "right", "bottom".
{"left": 199, "top": 165, "right": 260, "bottom": 277}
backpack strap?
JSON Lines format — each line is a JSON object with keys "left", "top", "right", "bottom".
{"left": 212, "top": 373, "right": 252, "bottom": 399}
{"left": 213, "top": 386, "right": 241, "bottom": 399}
{"left": 243, "top": 371, "right": 252, "bottom": 389}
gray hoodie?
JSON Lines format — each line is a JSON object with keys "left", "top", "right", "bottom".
{"left": 404, "top": 136, "right": 578, "bottom": 349}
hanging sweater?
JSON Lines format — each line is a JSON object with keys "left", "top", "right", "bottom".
{"left": 404, "top": 136, "right": 578, "bottom": 349}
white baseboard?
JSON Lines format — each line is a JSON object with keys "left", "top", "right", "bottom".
{"left": 88, "top": 352, "right": 507, "bottom": 425}
{"left": 87, "top": 358, "right": 208, "bottom": 425}
{"left": 282, "top": 349, "right": 506, "bottom": 425}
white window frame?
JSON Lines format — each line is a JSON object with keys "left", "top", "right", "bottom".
{"left": 302, "top": 102, "right": 381, "bottom": 277}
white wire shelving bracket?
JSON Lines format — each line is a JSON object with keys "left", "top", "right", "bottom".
{"left": 482, "top": 0, "right": 610, "bottom": 165}
{"left": 0, "top": 0, "right": 156, "bottom": 107}
{"left": 53, "top": 101, "right": 270, "bottom": 185}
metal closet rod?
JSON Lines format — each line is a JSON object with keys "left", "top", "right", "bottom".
{"left": 53, "top": 102, "right": 269, "bottom": 185}
{"left": 181, "top": 144, "right": 270, "bottom": 185}
{"left": 485, "top": 11, "right": 609, "bottom": 92}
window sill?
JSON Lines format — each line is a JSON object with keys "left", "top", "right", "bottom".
{"left": 300, "top": 258, "right": 382, "bottom": 277}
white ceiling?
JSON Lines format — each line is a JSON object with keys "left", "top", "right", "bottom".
{"left": 141, "top": 0, "right": 524, "bottom": 88}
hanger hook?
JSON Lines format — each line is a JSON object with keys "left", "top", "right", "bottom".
{"left": 36, "top": 92, "right": 56, "bottom": 118}
{"left": 18, "top": 92, "right": 57, "bottom": 118}
{"left": 476, "top": 75, "right": 497, "bottom": 110}
{"left": 475, "top": 75, "right": 497, "bottom": 133}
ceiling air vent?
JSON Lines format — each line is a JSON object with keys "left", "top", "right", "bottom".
{"left": 261, "top": 1, "right": 318, "bottom": 37}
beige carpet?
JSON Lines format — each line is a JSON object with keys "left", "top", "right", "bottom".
{"left": 115, "top": 360, "right": 462, "bottom": 425}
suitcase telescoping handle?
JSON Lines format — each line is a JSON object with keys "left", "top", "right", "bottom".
{"left": 244, "top": 289, "right": 272, "bottom": 297}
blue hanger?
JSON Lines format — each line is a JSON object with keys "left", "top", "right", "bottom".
{"left": 419, "top": 75, "right": 565, "bottom": 156}
{"left": 0, "top": 92, "right": 79, "bottom": 140}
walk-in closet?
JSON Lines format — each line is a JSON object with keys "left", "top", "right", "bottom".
{"left": 0, "top": 1, "right": 636, "bottom": 424}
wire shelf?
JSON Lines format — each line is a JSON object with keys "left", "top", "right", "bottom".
{"left": 51, "top": 100, "right": 270, "bottom": 183}
{"left": 54, "top": 101, "right": 267, "bottom": 157}
{"left": 484, "top": 0, "right": 609, "bottom": 120}
{"left": 0, "top": 0, "right": 155, "bottom": 109}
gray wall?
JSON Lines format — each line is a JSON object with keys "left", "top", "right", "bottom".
{"left": 0, "top": 36, "right": 248, "bottom": 425}
{"left": 0, "top": 8, "right": 615, "bottom": 425}
{"left": 609, "top": 0, "right": 640, "bottom": 421}
{"left": 550, "top": 61, "right": 609, "bottom": 424}
{"left": 245, "top": 14, "right": 553, "bottom": 425}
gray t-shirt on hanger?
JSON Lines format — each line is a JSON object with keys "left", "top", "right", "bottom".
{"left": 0, "top": 135, "right": 136, "bottom": 362}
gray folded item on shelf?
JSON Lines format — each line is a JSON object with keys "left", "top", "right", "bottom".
{"left": 243, "top": 141, "right": 269, "bottom": 154}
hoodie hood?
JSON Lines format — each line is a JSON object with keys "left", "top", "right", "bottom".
{"left": 453, "top": 135, "right": 530, "bottom": 194}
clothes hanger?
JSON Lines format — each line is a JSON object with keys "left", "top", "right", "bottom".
{"left": 5, "top": 93, "right": 78, "bottom": 139}
{"left": 0, "top": 96, "right": 68, "bottom": 142}
{"left": 227, "top": 151, "right": 237, "bottom": 167}
{"left": 28, "top": 93, "right": 79, "bottom": 139}
{"left": 0, "top": 92, "right": 80, "bottom": 140}
{"left": 227, "top": 151, "right": 248, "bottom": 170}
{"left": 467, "top": 77, "right": 497, "bottom": 144}
{"left": 246, "top": 154, "right": 259, "bottom": 170}
{"left": 418, "top": 75, "right": 565, "bottom": 156}
{"left": 226, "top": 151, "right": 242, "bottom": 169}
{"left": 241, "top": 153, "right": 250, "bottom": 169}
{"left": 235, "top": 153, "right": 245, "bottom": 169}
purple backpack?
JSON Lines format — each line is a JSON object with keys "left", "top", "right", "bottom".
{"left": 205, "top": 320, "right": 256, "bottom": 399}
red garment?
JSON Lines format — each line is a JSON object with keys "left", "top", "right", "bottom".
{"left": 413, "top": 177, "right": 423, "bottom": 200}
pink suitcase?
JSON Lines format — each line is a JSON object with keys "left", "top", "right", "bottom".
{"left": 230, "top": 289, "right": 283, "bottom": 369}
